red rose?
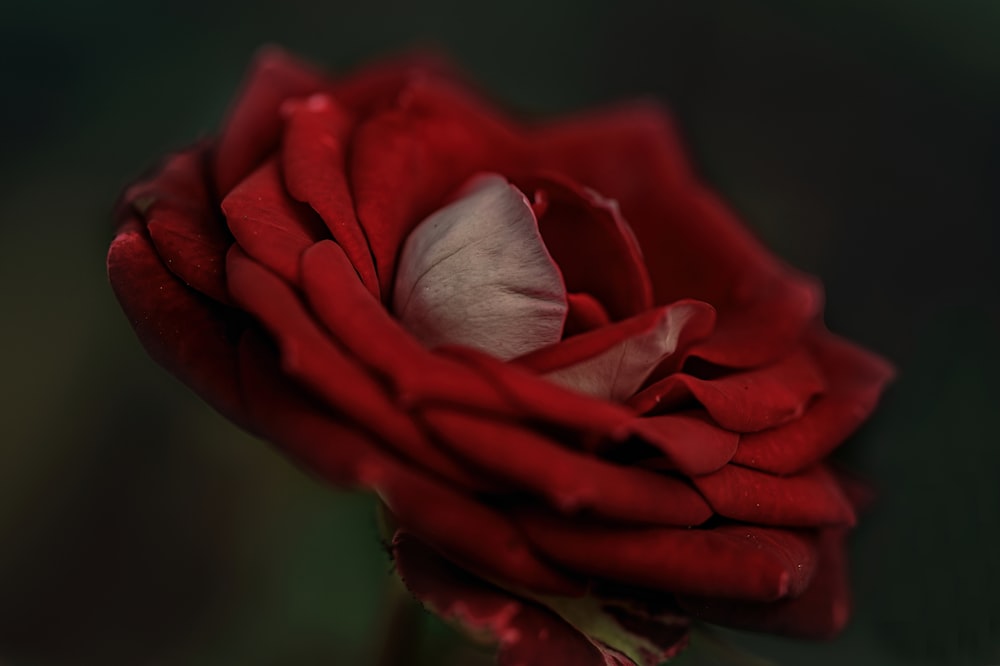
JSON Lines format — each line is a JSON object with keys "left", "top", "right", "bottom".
{"left": 108, "top": 48, "right": 893, "bottom": 665}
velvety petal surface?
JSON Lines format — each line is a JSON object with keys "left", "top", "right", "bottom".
{"left": 692, "top": 464, "right": 856, "bottom": 527}
{"left": 280, "top": 94, "right": 380, "bottom": 295}
{"left": 221, "top": 159, "right": 328, "bottom": 286}
{"left": 517, "top": 515, "right": 818, "bottom": 602}
{"left": 107, "top": 219, "right": 244, "bottom": 424}
{"left": 226, "top": 247, "right": 487, "bottom": 492}
{"left": 422, "top": 408, "right": 712, "bottom": 526}
{"left": 214, "top": 47, "right": 327, "bottom": 194}
{"left": 630, "top": 348, "right": 826, "bottom": 432}
{"left": 678, "top": 529, "right": 851, "bottom": 639}
{"left": 628, "top": 411, "right": 739, "bottom": 476}
{"left": 734, "top": 330, "right": 896, "bottom": 474}
{"left": 123, "top": 146, "right": 231, "bottom": 304}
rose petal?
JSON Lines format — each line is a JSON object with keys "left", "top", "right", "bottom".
{"left": 692, "top": 464, "right": 856, "bottom": 527}
{"left": 107, "top": 219, "right": 245, "bottom": 424}
{"left": 630, "top": 348, "right": 826, "bottom": 432}
{"left": 378, "top": 484, "right": 583, "bottom": 597}
{"left": 528, "top": 301, "right": 715, "bottom": 402}
{"left": 123, "top": 146, "right": 231, "bottom": 304}
{"left": 423, "top": 408, "right": 712, "bottom": 526}
{"left": 678, "top": 528, "right": 851, "bottom": 639}
{"left": 225, "top": 246, "right": 488, "bottom": 492}
{"left": 301, "top": 240, "right": 517, "bottom": 415}
{"left": 393, "top": 532, "right": 614, "bottom": 666}
{"left": 236, "top": 330, "right": 392, "bottom": 485}
{"left": 214, "top": 46, "right": 327, "bottom": 194}
{"left": 517, "top": 514, "right": 818, "bottom": 602}
{"left": 518, "top": 173, "right": 653, "bottom": 320}
{"left": 393, "top": 174, "right": 568, "bottom": 360}
{"left": 350, "top": 77, "right": 528, "bottom": 295}
{"left": 734, "top": 330, "right": 895, "bottom": 474}
{"left": 221, "top": 159, "right": 328, "bottom": 286}
{"left": 565, "top": 292, "right": 611, "bottom": 336}
{"left": 535, "top": 103, "right": 821, "bottom": 367}
{"left": 279, "top": 94, "right": 380, "bottom": 297}
{"left": 628, "top": 411, "right": 739, "bottom": 476}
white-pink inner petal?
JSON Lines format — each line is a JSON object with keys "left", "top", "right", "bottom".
{"left": 544, "top": 304, "right": 702, "bottom": 402}
{"left": 393, "top": 174, "right": 568, "bottom": 360}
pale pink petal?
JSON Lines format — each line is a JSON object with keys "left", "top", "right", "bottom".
{"left": 393, "top": 173, "right": 568, "bottom": 360}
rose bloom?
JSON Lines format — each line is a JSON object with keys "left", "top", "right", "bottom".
{"left": 108, "top": 48, "right": 893, "bottom": 665}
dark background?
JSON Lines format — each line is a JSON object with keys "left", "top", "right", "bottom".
{"left": 1, "top": 1, "right": 998, "bottom": 664}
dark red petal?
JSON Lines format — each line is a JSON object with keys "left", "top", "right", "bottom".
{"left": 687, "top": 273, "right": 823, "bottom": 369}
{"left": 423, "top": 409, "right": 712, "bottom": 526}
{"left": 517, "top": 173, "right": 653, "bottom": 321}
{"left": 630, "top": 348, "right": 826, "bottom": 432}
{"left": 678, "top": 528, "right": 851, "bottom": 639}
{"left": 300, "top": 241, "right": 518, "bottom": 415}
{"left": 349, "top": 77, "right": 529, "bottom": 296}
{"left": 517, "top": 515, "right": 818, "bottom": 602}
{"left": 237, "top": 330, "right": 393, "bottom": 486}
{"left": 393, "top": 532, "right": 611, "bottom": 665}
{"left": 280, "top": 95, "right": 380, "bottom": 297}
{"left": 565, "top": 292, "right": 611, "bottom": 336}
{"left": 225, "top": 247, "right": 487, "bottom": 492}
{"left": 628, "top": 411, "right": 739, "bottom": 476}
{"left": 379, "top": 484, "right": 583, "bottom": 597}
{"left": 221, "top": 159, "right": 328, "bottom": 286}
{"left": 107, "top": 219, "right": 244, "bottom": 424}
{"left": 122, "top": 146, "right": 231, "bottom": 304}
{"left": 692, "top": 464, "right": 856, "bottom": 527}
{"left": 214, "top": 47, "right": 327, "bottom": 195}
{"left": 734, "top": 330, "right": 895, "bottom": 474}
{"left": 535, "top": 103, "right": 821, "bottom": 368}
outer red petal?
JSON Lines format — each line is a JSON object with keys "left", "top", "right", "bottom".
{"left": 214, "top": 47, "right": 328, "bottom": 195}
{"left": 678, "top": 528, "right": 851, "bottom": 639}
{"left": 734, "top": 329, "right": 895, "bottom": 474}
{"left": 422, "top": 409, "right": 712, "bottom": 527}
{"left": 393, "top": 532, "right": 616, "bottom": 666}
{"left": 300, "top": 240, "right": 525, "bottom": 417}
{"left": 107, "top": 219, "right": 244, "bottom": 424}
{"left": 630, "top": 347, "right": 826, "bottom": 432}
{"left": 628, "top": 411, "right": 739, "bottom": 476}
{"left": 692, "top": 464, "right": 856, "bottom": 527}
{"left": 121, "top": 146, "right": 231, "bottom": 304}
{"left": 221, "top": 159, "right": 328, "bottom": 287}
{"left": 225, "top": 247, "right": 488, "bottom": 492}
{"left": 534, "top": 103, "right": 821, "bottom": 368}
{"left": 517, "top": 515, "right": 818, "bottom": 602}
{"left": 236, "top": 330, "right": 394, "bottom": 486}
{"left": 379, "top": 482, "right": 583, "bottom": 597}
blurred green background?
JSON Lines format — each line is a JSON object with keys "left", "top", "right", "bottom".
{"left": 1, "top": 1, "right": 998, "bottom": 664}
